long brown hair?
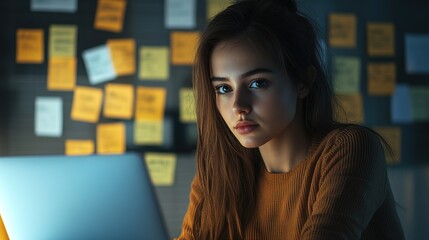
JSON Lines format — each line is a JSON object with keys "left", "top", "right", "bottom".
{"left": 192, "top": 0, "right": 336, "bottom": 238}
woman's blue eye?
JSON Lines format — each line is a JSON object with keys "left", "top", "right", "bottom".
{"left": 215, "top": 85, "right": 231, "bottom": 94}
{"left": 249, "top": 79, "right": 269, "bottom": 89}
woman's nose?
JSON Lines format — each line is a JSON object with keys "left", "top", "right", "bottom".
{"left": 232, "top": 88, "right": 251, "bottom": 116}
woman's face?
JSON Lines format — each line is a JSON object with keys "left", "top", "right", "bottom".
{"left": 210, "top": 40, "right": 300, "bottom": 148}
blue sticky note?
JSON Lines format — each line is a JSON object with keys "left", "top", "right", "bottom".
{"left": 82, "top": 45, "right": 117, "bottom": 85}
{"left": 35, "top": 97, "right": 63, "bottom": 137}
{"left": 405, "top": 34, "right": 429, "bottom": 74}
{"left": 31, "top": 0, "right": 77, "bottom": 13}
{"left": 391, "top": 84, "right": 412, "bottom": 123}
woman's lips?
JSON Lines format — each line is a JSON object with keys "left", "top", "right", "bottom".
{"left": 234, "top": 121, "right": 258, "bottom": 134}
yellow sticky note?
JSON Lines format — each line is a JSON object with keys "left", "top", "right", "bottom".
{"left": 333, "top": 56, "right": 361, "bottom": 94}
{"left": 103, "top": 83, "right": 134, "bottom": 119}
{"left": 65, "top": 139, "right": 95, "bottom": 156}
{"left": 107, "top": 38, "right": 135, "bottom": 75}
{"left": 97, "top": 122, "right": 126, "bottom": 154}
{"left": 373, "top": 127, "right": 401, "bottom": 164}
{"left": 139, "top": 46, "right": 169, "bottom": 80}
{"left": 135, "top": 87, "right": 166, "bottom": 121}
{"left": 207, "top": 0, "right": 233, "bottom": 20}
{"left": 171, "top": 31, "right": 200, "bottom": 65}
{"left": 367, "top": 23, "right": 395, "bottom": 56}
{"left": 134, "top": 120, "right": 163, "bottom": 145}
{"left": 71, "top": 86, "right": 103, "bottom": 123}
{"left": 16, "top": 28, "right": 44, "bottom": 63}
{"left": 335, "top": 94, "right": 364, "bottom": 124}
{"left": 47, "top": 57, "right": 76, "bottom": 91}
{"left": 49, "top": 25, "right": 77, "bottom": 57}
{"left": 145, "top": 152, "right": 176, "bottom": 186}
{"left": 179, "top": 88, "right": 196, "bottom": 123}
{"left": 329, "top": 13, "right": 356, "bottom": 48}
{"left": 94, "top": 0, "right": 127, "bottom": 33}
{"left": 368, "top": 63, "right": 396, "bottom": 96}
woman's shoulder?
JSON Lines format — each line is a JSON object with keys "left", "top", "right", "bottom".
{"left": 321, "top": 124, "right": 381, "bottom": 147}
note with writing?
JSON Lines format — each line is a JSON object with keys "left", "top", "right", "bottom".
{"left": 107, "top": 38, "right": 135, "bottom": 76}
{"left": 410, "top": 87, "right": 429, "bottom": 121}
{"left": 134, "top": 120, "right": 164, "bottom": 145}
{"left": 367, "top": 62, "right": 396, "bottom": 95}
{"left": 145, "top": 152, "right": 176, "bottom": 186}
{"left": 97, "top": 122, "right": 126, "bottom": 154}
{"left": 329, "top": 13, "right": 356, "bottom": 48}
{"left": 82, "top": 44, "right": 117, "bottom": 85}
{"left": 47, "top": 57, "right": 76, "bottom": 91}
{"left": 165, "top": 0, "right": 196, "bottom": 29}
{"left": 31, "top": 0, "right": 77, "bottom": 13}
{"left": 367, "top": 22, "right": 395, "bottom": 56}
{"left": 207, "top": 0, "right": 232, "bottom": 20}
{"left": 171, "top": 31, "right": 200, "bottom": 65}
{"left": 139, "top": 46, "right": 169, "bottom": 80}
{"left": 135, "top": 87, "right": 166, "bottom": 121}
{"left": 405, "top": 34, "right": 429, "bottom": 74}
{"left": 65, "top": 139, "right": 94, "bottom": 156}
{"left": 49, "top": 25, "right": 77, "bottom": 57}
{"left": 333, "top": 56, "right": 361, "bottom": 94}
{"left": 94, "top": 0, "right": 127, "bottom": 32}
{"left": 35, "top": 97, "right": 63, "bottom": 137}
{"left": 71, "top": 86, "right": 103, "bottom": 123}
{"left": 373, "top": 127, "right": 401, "bottom": 164}
{"left": 16, "top": 29, "right": 44, "bottom": 63}
{"left": 334, "top": 94, "right": 364, "bottom": 124}
{"left": 391, "top": 84, "right": 412, "bottom": 124}
{"left": 179, "top": 88, "right": 196, "bottom": 123}
{"left": 103, "top": 83, "right": 134, "bottom": 119}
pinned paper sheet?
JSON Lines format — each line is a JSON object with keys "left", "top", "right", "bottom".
{"left": 94, "top": 0, "right": 127, "bottom": 33}
{"left": 329, "top": 13, "right": 356, "bottom": 48}
{"left": 335, "top": 94, "right": 364, "bottom": 124}
{"left": 391, "top": 84, "right": 412, "bottom": 124}
{"left": 207, "top": 0, "right": 232, "bottom": 20}
{"left": 47, "top": 57, "right": 76, "bottom": 91}
{"left": 145, "top": 152, "right": 176, "bottom": 186}
{"left": 333, "top": 56, "right": 361, "bottom": 94}
{"left": 179, "top": 88, "right": 196, "bottom": 123}
{"left": 82, "top": 44, "right": 117, "bottom": 85}
{"left": 97, "top": 122, "right": 126, "bottom": 154}
{"left": 373, "top": 127, "right": 401, "bottom": 164}
{"left": 31, "top": 0, "right": 77, "bottom": 13}
{"left": 410, "top": 87, "right": 429, "bottom": 121}
{"left": 134, "top": 120, "right": 164, "bottom": 145}
{"left": 35, "top": 97, "right": 63, "bottom": 137}
{"left": 16, "top": 29, "right": 44, "bottom": 63}
{"left": 103, "top": 83, "right": 134, "bottom": 119}
{"left": 49, "top": 25, "right": 77, "bottom": 57}
{"left": 367, "top": 63, "right": 396, "bottom": 96}
{"left": 165, "top": 0, "right": 196, "bottom": 29}
{"left": 139, "top": 46, "right": 169, "bottom": 80}
{"left": 367, "top": 23, "right": 395, "bottom": 56}
{"left": 107, "top": 38, "right": 135, "bottom": 76}
{"left": 135, "top": 87, "right": 166, "bottom": 121}
{"left": 71, "top": 86, "right": 103, "bottom": 123}
{"left": 65, "top": 139, "right": 94, "bottom": 156}
{"left": 405, "top": 34, "right": 429, "bottom": 74}
{"left": 171, "top": 31, "right": 200, "bottom": 65}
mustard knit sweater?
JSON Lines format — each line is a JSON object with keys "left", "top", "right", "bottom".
{"left": 177, "top": 126, "right": 405, "bottom": 239}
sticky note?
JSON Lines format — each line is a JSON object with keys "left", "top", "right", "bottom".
{"left": 107, "top": 38, "right": 135, "bottom": 76}
{"left": 329, "top": 13, "right": 356, "bottom": 48}
{"left": 135, "top": 87, "right": 166, "bottom": 121}
{"left": 16, "top": 29, "right": 44, "bottom": 63}
{"left": 405, "top": 34, "right": 429, "bottom": 74}
{"left": 94, "top": 0, "right": 127, "bottom": 33}
{"left": 367, "top": 63, "right": 396, "bottom": 96}
{"left": 207, "top": 0, "right": 232, "bottom": 20}
{"left": 165, "top": 0, "right": 196, "bottom": 29}
{"left": 65, "top": 139, "right": 94, "bottom": 156}
{"left": 179, "top": 88, "right": 196, "bottom": 123}
{"left": 31, "top": 0, "right": 77, "bottom": 13}
{"left": 334, "top": 94, "right": 364, "bottom": 124}
{"left": 332, "top": 56, "right": 361, "bottom": 94}
{"left": 97, "top": 122, "right": 126, "bottom": 154}
{"left": 391, "top": 84, "right": 412, "bottom": 124}
{"left": 145, "top": 152, "right": 176, "bottom": 186}
{"left": 367, "top": 22, "right": 395, "bottom": 56}
{"left": 82, "top": 44, "right": 117, "bottom": 85}
{"left": 35, "top": 97, "right": 63, "bottom": 137}
{"left": 373, "top": 127, "right": 401, "bottom": 164}
{"left": 49, "top": 25, "right": 77, "bottom": 57}
{"left": 71, "top": 86, "right": 103, "bottom": 123}
{"left": 47, "top": 57, "right": 76, "bottom": 91}
{"left": 171, "top": 31, "right": 200, "bottom": 65}
{"left": 139, "top": 46, "right": 169, "bottom": 80}
{"left": 410, "top": 87, "right": 429, "bottom": 121}
{"left": 134, "top": 120, "right": 164, "bottom": 145}
{"left": 103, "top": 83, "right": 134, "bottom": 119}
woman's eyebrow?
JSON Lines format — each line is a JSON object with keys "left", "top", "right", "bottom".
{"left": 211, "top": 68, "right": 273, "bottom": 81}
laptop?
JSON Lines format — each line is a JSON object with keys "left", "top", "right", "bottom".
{"left": 0, "top": 153, "right": 169, "bottom": 240}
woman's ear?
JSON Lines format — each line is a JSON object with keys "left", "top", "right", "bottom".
{"left": 297, "top": 66, "right": 316, "bottom": 99}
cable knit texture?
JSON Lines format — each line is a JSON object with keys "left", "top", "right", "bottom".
{"left": 177, "top": 126, "right": 405, "bottom": 240}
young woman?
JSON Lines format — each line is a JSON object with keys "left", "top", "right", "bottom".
{"left": 177, "top": 0, "right": 405, "bottom": 239}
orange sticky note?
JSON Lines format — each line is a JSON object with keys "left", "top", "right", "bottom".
{"left": 49, "top": 24, "right": 77, "bottom": 57}
{"left": 171, "top": 31, "right": 200, "bottom": 65}
{"left": 368, "top": 63, "right": 396, "bottom": 96}
{"left": 179, "top": 88, "right": 196, "bottom": 123}
{"left": 47, "top": 57, "right": 76, "bottom": 91}
{"left": 367, "top": 23, "right": 395, "bottom": 56}
{"left": 71, "top": 86, "right": 103, "bottom": 123}
{"left": 65, "top": 139, "right": 95, "bottom": 156}
{"left": 94, "top": 0, "right": 127, "bottom": 33}
{"left": 103, "top": 83, "right": 134, "bottom": 119}
{"left": 96, "top": 122, "right": 126, "bottom": 154}
{"left": 134, "top": 120, "right": 164, "bottom": 145}
{"left": 107, "top": 38, "right": 135, "bottom": 75}
{"left": 329, "top": 13, "right": 357, "bottom": 48}
{"left": 334, "top": 94, "right": 364, "bottom": 124}
{"left": 135, "top": 86, "right": 166, "bottom": 121}
{"left": 373, "top": 127, "right": 401, "bottom": 164}
{"left": 16, "top": 28, "right": 44, "bottom": 63}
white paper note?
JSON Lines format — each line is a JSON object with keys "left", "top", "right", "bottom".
{"left": 165, "top": 0, "right": 196, "bottom": 29}
{"left": 35, "top": 97, "right": 63, "bottom": 137}
{"left": 82, "top": 44, "right": 117, "bottom": 85}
